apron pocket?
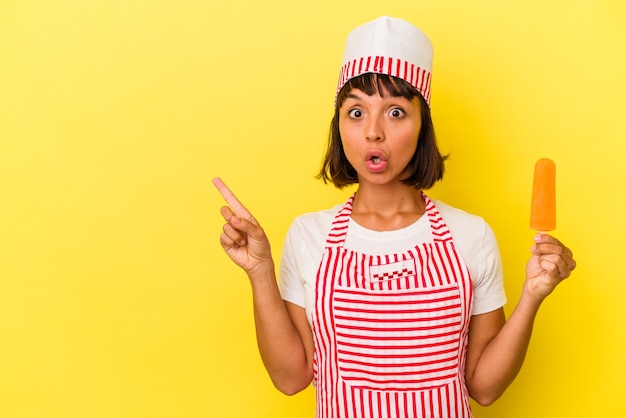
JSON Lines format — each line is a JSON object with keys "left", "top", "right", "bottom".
{"left": 333, "top": 284, "right": 462, "bottom": 391}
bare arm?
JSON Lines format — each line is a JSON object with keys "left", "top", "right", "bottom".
{"left": 213, "top": 178, "right": 314, "bottom": 394}
{"left": 465, "top": 233, "right": 576, "bottom": 405}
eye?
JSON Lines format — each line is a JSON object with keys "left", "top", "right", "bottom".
{"left": 389, "top": 108, "right": 405, "bottom": 118}
{"left": 348, "top": 108, "right": 363, "bottom": 118}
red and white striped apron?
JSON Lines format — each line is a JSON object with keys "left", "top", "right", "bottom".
{"left": 312, "top": 194, "right": 474, "bottom": 418}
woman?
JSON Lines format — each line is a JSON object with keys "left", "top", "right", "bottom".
{"left": 213, "top": 16, "right": 576, "bottom": 417}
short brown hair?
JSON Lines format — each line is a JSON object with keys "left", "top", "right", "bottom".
{"left": 316, "top": 73, "right": 447, "bottom": 189}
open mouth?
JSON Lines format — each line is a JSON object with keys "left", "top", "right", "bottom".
{"left": 365, "top": 152, "right": 387, "bottom": 172}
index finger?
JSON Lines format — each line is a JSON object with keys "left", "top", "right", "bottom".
{"left": 212, "top": 177, "right": 252, "bottom": 218}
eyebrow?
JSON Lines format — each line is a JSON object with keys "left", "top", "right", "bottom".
{"left": 344, "top": 92, "right": 364, "bottom": 101}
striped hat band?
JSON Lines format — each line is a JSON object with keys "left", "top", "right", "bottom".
{"left": 336, "top": 16, "right": 434, "bottom": 106}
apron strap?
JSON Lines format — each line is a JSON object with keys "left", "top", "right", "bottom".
{"left": 324, "top": 194, "right": 355, "bottom": 248}
{"left": 423, "top": 193, "right": 454, "bottom": 243}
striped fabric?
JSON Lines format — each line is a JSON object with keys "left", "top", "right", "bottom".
{"left": 312, "top": 194, "right": 473, "bottom": 418}
{"left": 336, "top": 56, "right": 432, "bottom": 106}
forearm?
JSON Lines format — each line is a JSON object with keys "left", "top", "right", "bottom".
{"left": 248, "top": 265, "right": 313, "bottom": 395}
{"left": 467, "top": 295, "right": 542, "bottom": 405}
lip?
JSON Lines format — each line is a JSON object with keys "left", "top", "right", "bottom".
{"left": 365, "top": 150, "right": 387, "bottom": 162}
{"left": 364, "top": 150, "right": 388, "bottom": 173}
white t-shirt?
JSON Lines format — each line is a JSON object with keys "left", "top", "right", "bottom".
{"left": 278, "top": 198, "right": 507, "bottom": 323}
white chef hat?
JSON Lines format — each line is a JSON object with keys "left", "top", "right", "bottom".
{"left": 336, "top": 16, "right": 434, "bottom": 106}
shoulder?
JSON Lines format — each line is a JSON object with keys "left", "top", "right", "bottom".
{"left": 288, "top": 205, "right": 341, "bottom": 239}
{"left": 429, "top": 198, "right": 501, "bottom": 275}
{"left": 280, "top": 204, "right": 341, "bottom": 292}
{"left": 283, "top": 204, "right": 342, "bottom": 253}
{"left": 431, "top": 199, "right": 492, "bottom": 242}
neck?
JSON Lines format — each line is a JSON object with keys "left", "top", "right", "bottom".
{"left": 351, "top": 183, "right": 425, "bottom": 231}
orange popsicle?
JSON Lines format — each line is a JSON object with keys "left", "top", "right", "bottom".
{"left": 530, "top": 158, "right": 556, "bottom": 231}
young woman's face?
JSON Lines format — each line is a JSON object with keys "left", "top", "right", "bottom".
{"left": 338, "top": 87, "right": 422, "bottom": 187}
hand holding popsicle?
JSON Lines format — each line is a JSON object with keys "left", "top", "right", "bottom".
{"left": 524, "top": 158, "right": 576, "bottom": 302}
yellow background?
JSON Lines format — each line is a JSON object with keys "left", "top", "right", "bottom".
{"left": 1, "top": 0, "right": 625, "bottom": 417}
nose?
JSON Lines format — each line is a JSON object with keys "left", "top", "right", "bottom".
{"left": 365, "top": 114, "right": 384, "bottom": 142}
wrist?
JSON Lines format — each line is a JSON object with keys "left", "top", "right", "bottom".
{"left": 517, "top": 285, "right": 544, "bottom": 316}
{"left": 247, "top": 260, "right": 276, "bottom": 283}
